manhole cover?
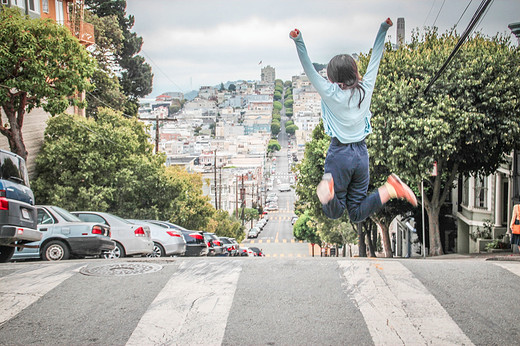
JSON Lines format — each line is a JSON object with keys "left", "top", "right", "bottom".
{"left": 80, "top": 262, "right": 163, "bottom": 277}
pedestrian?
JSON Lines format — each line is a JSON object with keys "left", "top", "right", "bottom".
{"left": 289, "top": 18, "right": 417, "bottom": 222}
{"left": 509, "top": 204, "right": 520, "bottom": 251}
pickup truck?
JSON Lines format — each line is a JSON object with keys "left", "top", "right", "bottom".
{"left": 0, "top": 149, "right": 41, "bottom": 262}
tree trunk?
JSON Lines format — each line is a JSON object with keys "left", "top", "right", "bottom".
{"left": 1, "top": 96, "right": 28, "bottom": 161}
{"left": 378, "top": 222, "right": 393, "bottom": 258}
{"left": 427, "top": 207, "right": 443, "bottom": 256}
{"left": 357, "top": 223, "right": 367, "bottom": 257}
{"left": 366, "top": 223, "right": 377, "bottom": 257}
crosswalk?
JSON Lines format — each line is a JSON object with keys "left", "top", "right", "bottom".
{"left": 1, "top": 258, "right": 519, "bottom": 345}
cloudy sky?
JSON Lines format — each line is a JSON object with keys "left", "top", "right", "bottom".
{"left": 125, "top": 0, "right": 520, "bottom": 97}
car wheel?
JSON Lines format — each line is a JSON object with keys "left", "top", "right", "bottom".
{"left": 41, "top": 240, "right": 70, "bottom": 261}
{"left": 147, "top": 242, "right": 165, "bottom": 257}
{"left": 103, "top": 242, "right": 125, "bottom": 259}
{"left": 0, "top": 246, "right": 15, "bottom": 263}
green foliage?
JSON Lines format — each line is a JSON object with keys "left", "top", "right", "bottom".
{"left": 271, "top": 121, "right": 281, "bottom": 136}
{"left": 32, "top": 108, "right": 215, "bottom": 230}
{"left": 362, "top": 29, "right": 520, "bottom": 255}
{"left": 293, "top": 211, "right": 321, "bottom": 244}
{"left": 207, "top": 210, "right": 245, "bottom": 242}
{"left": 272, "top": 113, "right": 281, "bottom": 122}
{"left": 284, "top": 98, "right": 294, "bottom": 108}
{"left": 273, "top": 101, "right": 283, "bottom": 111}
{"left": 285, "top": 124, "right": 298, "bottom": 135}
{"left": 228, "top": 83, "right": 236, "bottom": 92}
{"left": 85, "top": 0, "right": 153, "bottom": 100}
{"left": 284, "top": 80, "right": 292, "bottom": 88}
{"left": 312, "top": 62, "right": 327, "bottom": 72}
{"left": 0, "top": 7, "right": 96, "bottom": 159}
{"left": 286, "top": 120, "right": 294, "bottom": 127}
{"left": 274, "top": 91, "right": 282, "bottom": 101}
{"left": 268, "top": 139, "right": 281, "bottom": 152}
{"left": 285, "top": 108, "right": 293, "bottom": 117}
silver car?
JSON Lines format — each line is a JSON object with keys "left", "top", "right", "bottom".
{"left": 127, "top": 220, "right": 186, "bottom": 257}
{"left": 72, "top": 211, "right": 153, "bottom": 258}
{"left": 12, "top": 206, "right": 114, "bottom": 261}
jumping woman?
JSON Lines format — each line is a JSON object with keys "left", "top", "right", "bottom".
{"left": 289, "top": 18, "right": 417, "bottom": 222}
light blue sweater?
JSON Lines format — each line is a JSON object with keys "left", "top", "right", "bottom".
{"left": 291, "top": 22, "right": 391, "bottom": 144}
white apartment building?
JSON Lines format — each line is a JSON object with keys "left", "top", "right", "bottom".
{"left": 261, "top": 65, "right": 276, "bottom": 83}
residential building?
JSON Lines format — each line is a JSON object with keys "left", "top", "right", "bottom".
{"left": 261, "top": 65, "right": 276, "bottom": 83}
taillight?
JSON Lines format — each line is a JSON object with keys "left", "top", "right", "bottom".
{"left": 134, "top": 227, "right": 145, "bottom": 237}
{"left": 207, "top": 241, "right": 211, "bottom": 247}
{"left": 166, "top": 231, "right": 181, "bottom": 237}
{"left": 214, "top": 240, "right": 222, "bottom": 246}
{"left": 227, "top": 247, "right": 232, "bottom": 252}
{"left": 92, "top": 226, "right": 103, "bottom": 235}
{"left": 0, "top": 190, "right": 8, "bottom": 210}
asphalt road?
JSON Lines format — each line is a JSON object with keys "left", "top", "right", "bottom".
{"left": 1, "top": 257, "right": 519, "bottom": 345}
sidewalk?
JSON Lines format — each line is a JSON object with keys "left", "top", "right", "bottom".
{"left": 424, "top": 251, "right": 520, "bottom": 262}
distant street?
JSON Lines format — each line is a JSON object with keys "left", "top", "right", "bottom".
{"left": 1, "top": 257, "right": 519, "bottom": 345}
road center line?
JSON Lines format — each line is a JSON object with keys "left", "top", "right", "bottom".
{"left": 126, "top": 260, "right": 241, "bottom": 346}
{"left": 338, "top": 260, "right": 474, "bottom": 346}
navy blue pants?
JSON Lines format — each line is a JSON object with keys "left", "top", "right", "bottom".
{"left": 322, "top": 137, "right": 382, "bottom": 222}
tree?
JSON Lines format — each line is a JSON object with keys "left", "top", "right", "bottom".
{"left": 273, "top": 101, "right": 283, "bottom": 111}
{"left": 285, "top": 124, "right": 298, "bottom": 135}
{"left": 364, "top": 30, "right": 520, "bottom": 256}
{"left": 0, "top": 8, "right": 96, "bottom": 160}
{"left": 270, "top": 121, "right": 280, "bottom": 136}
{"left": 228, "top": 83, "right": 236, "bottom": 92}
{"left": 284, "top": 98, "right": 294, "bottom": 108}
{"left": 85, "top": 0, "right": 153, "bottom": 112}
{"left": 274, "top": 91, "right": 282, "bottom": 101}
{"left": 293, "top": 211, "right": 321, "bottom": 244}
{"left": 32, "top": 108, "right": 173, "bottom": 219}
{"left": 207, "top": 210, "right": 245, "bottom": 242}
{"left": 165, "top": 166, "right": 215, "bottom": 231}
{"left": 268, "top": 139, "right": 281, "bottom": 152}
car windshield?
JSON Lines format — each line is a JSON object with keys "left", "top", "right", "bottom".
{"left": 52, "top": 206, "right": 82, "bottom": 222}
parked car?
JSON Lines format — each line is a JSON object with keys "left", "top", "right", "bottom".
{"left": 219, "top": 236, "right": 238, "bottom": 256}
{"left": 248, "top": 227, "right": 260, "bottom": 239}
{"left": 291, "top": 216, "right": 298, "bottom": 225}
{"left": 180, "top": 229, "right": 208, "bottom": 257}
{"left": 256, "top": 219, "right": 267, "bottom": 229}
{"left": 204, "top": 232, "right": 224, "bottom": 256}
{"left": 229, "top": 238, "right": 240, "bottom": 256}
{"left": 0, "top": 149, "right": 41, "bottom": 263}
{"left": 239, "top": 247, "right": 255, "bottom": 257}
{"left": 264, "top": 204, "right": 278, "bottom": 211}
{"left": 146, "top": 220, "right": 208, "bottom": 257}
{"left": 127, "top": 220, "right": 186, "bottom": 257}
{"left": 72, "top": 211, "right": 153, "bottom": 258}
{"left": 12, "top": 206, "right": 113, "bottom": 261}
{"left": 249, "top": 247, "right": 264, "bottom": 257}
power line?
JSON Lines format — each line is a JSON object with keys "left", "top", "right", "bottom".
{"left": 454, "top": 0, "right": 474, "bottom": 30}
{"left": 432, "top": 0, "right": 446, "bottom": 27}
{"left": 140, "top": 50, "right": 186, "bottom": 94}
{"left": 424, "top": 0, "right": 494, "bottom": 94}
{"left": 424, "top": 0, "right": 437, "bottom": 27}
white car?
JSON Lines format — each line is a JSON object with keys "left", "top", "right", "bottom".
{"left": 128, "top": 220, "right": 186, "bottom": 257}
{"left": 72, "top": 211, "right": 153, "bottom": 258}
{"left": 248, "top": 227, "right": 260, "bottom": 238}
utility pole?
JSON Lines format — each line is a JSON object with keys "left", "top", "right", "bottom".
{"left": 235, "top": 176, "right": 239, "bottom": 219}
{"left": 214, "top": 149, "right": 217, "bottom": 209}
{"left": 219, "top": 166, "right": 222, "bottom": 210}
{"left": 155, "top": 112, "right": 160, "bottom": 154}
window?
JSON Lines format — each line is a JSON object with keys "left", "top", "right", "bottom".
{"left": 42, "top": 0, "right": 49, "bottom": 13}
{"left": 1, "top": 0, "right": 9, "bottom": 6}
{"left": 37, "top": 209, "right": 55, "bottom": 225}
{"left": 461, "top": 177, "right": 469, "bottom": 207}
{"left": 474, "top": 174, "right": 488, "bottom": 208}
{"left": 28, "top": 0, "right": 39, "bottom": 13}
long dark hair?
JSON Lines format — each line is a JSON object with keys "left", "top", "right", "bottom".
{"left": 327, "top": 54, "right": 365, "bottom": 108}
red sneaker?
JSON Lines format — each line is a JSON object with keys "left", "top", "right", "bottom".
{"left": 317, "top": 173, "right": 334, "bottom": 205}
{"left": 387, "top": 174, "right": 417, "bottom": 207}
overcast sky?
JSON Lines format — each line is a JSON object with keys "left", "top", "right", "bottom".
{"left": 125, "top": 0, "right": 520, "bottom": 97}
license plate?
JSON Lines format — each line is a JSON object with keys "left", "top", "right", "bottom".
{"left": 21, "top": 208, "right": 31, "bottom": 220}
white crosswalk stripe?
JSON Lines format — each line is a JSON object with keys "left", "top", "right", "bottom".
{"left": 126, "top": 260, "right": 241, "bottom": 346}
{"left": 491, "top": 261, "right": 520, "bottom": 277}
{"left": 338, "top": 260, "right": 474, "bottom": 346}
{"left": 0, "top": 263, "right": 85, "bottom": 326}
